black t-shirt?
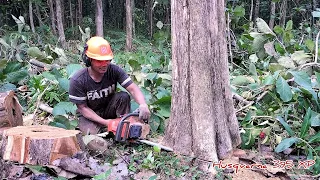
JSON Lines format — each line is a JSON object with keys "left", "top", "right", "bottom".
{"left": 69, "top": 64, "right": 133, "bottom": 111}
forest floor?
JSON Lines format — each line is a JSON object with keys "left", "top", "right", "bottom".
{"left": 0, "top": 115, "right": 318, "bottom": 180}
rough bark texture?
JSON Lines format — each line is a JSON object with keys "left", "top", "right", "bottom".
{"left": 269, "top": 2, "right": 276, "bottom": 29}
{"left": 35, "top": 4, "right": 43, "bottom": 26}
{"left": 126, "top": 0, "right": 133, "bottom": 51}
{"left": 78, "top": 0, "right": 83, "bottom": 25}
{"left": 55, "top": 0, "right": 66, "bottom": 48}
{"left": 69, "top": 0, "right": 74, "bottom": 35}
{"left": 0, "top": 91, "right": 23, "bottom": 128}
{"left": 280, "top": 0, "right": 287, "bottom": 27}
{"left": 165, "top": 0, "right": 241, "bottom": 163}
{"left": 254, "top": 0, "right": 260, "bottom": 20}
{"left": 48, "top": 0, "right": 57, "bottom": 35}
{"left": 0, "top": 125, "right": 84, "bottom": 165}
{"left": 29, "top": 0, "right": 35, "bottom": 33}
{"left": 95, "top": 0, "right": 104, "bottom": 37}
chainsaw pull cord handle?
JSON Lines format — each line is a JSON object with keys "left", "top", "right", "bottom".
{"left": 115, "top": 112, "right": 139, "bottom": 142}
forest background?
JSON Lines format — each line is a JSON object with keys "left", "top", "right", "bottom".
{"left": 1, "top": 0, "right": 320, "bottom": 179}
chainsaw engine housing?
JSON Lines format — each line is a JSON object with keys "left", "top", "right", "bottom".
{"left": 128, "top": 125, "right": 142, "bottom": 139}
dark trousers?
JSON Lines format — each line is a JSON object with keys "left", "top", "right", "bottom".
{"left": 78, "top": 91, "right": 130, "bottom": 135}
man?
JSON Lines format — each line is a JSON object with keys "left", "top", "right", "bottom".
{"left": 69, "top": 36, "right": 150, "bottom": 134}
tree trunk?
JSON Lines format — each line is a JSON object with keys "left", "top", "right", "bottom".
{"left": 0, "top": 125, "right": 84, "bottom": 165}
{"left": 95, "top": 0, "right": 104, "bottom": 37}
{"left": 280, "top": 0, "right": 287, "bottom": 27}
{"left": 78, "top": 0, "right": 83, "bottom": 25}
{"left": 69, "top": 0, "right": 74, "bottom": 35}
{"left": 125, "top": 0, "right": 133, "bottom": 51}
{"left": 35, "top": 4, "right": 43, "bottom": 26}
{"left": 55, "top": 0, "right": 67, "bottom": 48}
{"left": 254, "top": 0, "right": 260, "bottom": 20}
{"left": 0, "top": 91, "right": 23, "bottom": 128}
{"left": 132, "top": 0, "right": 135, "bottom": 38}
{"left": 29, "top": 0, "right": 35, "bottom": 33}
{"left": 48, "top": 0, "right": 57, "bottom": 35}
{"left": 269, "top": 1, "right": 276, "bottom": 29}
{"left": 147, "top": 0, "right": 153, "bottom": 38}
{"left": 165, "top": 0, "right": 241, "bottom": 166}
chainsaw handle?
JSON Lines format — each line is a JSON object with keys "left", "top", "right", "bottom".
{"left": 115, "top": 112, "right": 139, "bottom": 142}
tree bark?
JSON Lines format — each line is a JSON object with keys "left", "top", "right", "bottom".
{"left": 165, "top": 0, "right": 241, "bottom": 165}
{"left": 55, "top": 0, "right": 67, "bottom": 48}
{"left": 95, "top": 0, "right": 104, "bottom": 37}
{"left": 0, "top": 91, "right": 23, "bottom": 128}
{"left": 269, "top": 1, "right": 276, "bottom": 29}
{"left": 69, "top": 0, "right": 74, "bottom": 35}
{"left": 126, "top": 0, "right": 133, "bottom": 51}
{"left": 29, "top": 0, "right": 35, "bottom": 33}
{"left": 147, "top": 0, "right": 153, "bottom": 38}
{"left": 254, "top": 0, "right": 260, "bottom": 20}
{"left": 0, "top": 125, "right": 84, "bottom": 165}
{"left": 280, "top": 0, "right": 287, "bottom": 27}
{"left": 78, "top": 0, "right": 82, "bottom": 25}
{"left": 35, "top": 4, "right": 43, "bottom": 26}
{"left": 48, "top": 0, "right": 57, "bottom": 35}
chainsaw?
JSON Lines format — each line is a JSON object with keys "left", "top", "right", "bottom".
{"left": 106, "top": 112, "right": 173, "bottom": 152}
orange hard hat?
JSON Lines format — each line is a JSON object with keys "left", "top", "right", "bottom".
{"left": 85, "top": 36, "right": 113, "bottom": 60}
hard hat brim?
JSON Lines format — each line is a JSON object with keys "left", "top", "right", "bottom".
{"left": 86, "top": 51, "right": 113, "bottom": 60}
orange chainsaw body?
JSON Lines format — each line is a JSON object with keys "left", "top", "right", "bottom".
{"left": 107, "top": 114, "right": 150, "bottom": 142}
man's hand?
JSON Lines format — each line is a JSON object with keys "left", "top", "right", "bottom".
{"left": 139, "top": 104, "right": 150, "bottom": 121}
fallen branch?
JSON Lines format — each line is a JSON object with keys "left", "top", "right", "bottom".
{"left": 299, "top": 62, "right": 320, "bottom": 70}
{"left": 29, "top": 59, "right": 60, "bottom": 70}
{"left": 236, "top": 91, "right": 268, "bottom": 113}
{"left": 232, "top": 93, "right": 251, "bottom": 105}
{"left": 39, "top": 102, "right": 53, "bottom": 114}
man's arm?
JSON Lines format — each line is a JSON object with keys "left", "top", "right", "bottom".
{"left": 126, "top": 83, "right": 147, "bottom": 105}
{"left": 77, "top": 103, "right": 109, "bottom": 126}
{"left": 125, "top": 83, "right": 151, "bottom": 120}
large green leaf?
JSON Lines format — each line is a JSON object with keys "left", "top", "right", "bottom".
{"left": 52, "top": 102, "right": 77, "bottom": 116}
{"left": 305, "top": 39, "right": 315, "bottom": 52}
{"left": 289, "top": 71, "right": 312, "bottom": 90}
{"left": 300, "top": 108, "right": 311, "bottom": 138}
{"left": 48, "top": 115, "right": 71, "bottom": 129}
{"left": 275, "top": 138, "right": 299, "bottom": 153}
{"left": 6, "top": 68, "right": 29, "bottom": 83}
{"left": 277, "top": 56, "right": 296, "bottom": 68}
{"left": 256, "top": 18, "right": 275, "bottom": 36}
{"left": 58, "top": 78, "right": 70, "bottom": 92}
{"left": 310, "top": 110, "right": 320, "bottom": 127}
{"left": 42, "top": 72, "right": 57, "bottom": 81}
{"left": 252, "top": 34, "right": 268, "bottom": 52}
{"left": 231, "top": 76, "right": 255, "bottom": 86}
{"left": 309, "top": 132, "right": 320, "bottom": 143}
{"left": 276, "top": 76, "right": 292, "bottom": 102}
{"left": 291, "top": 51, "right": 311, "bottom": 65}
{"left": 3, "top": 61, "right": 22, "bottom": 74}
{"left": 277, "top": 116, "right": 295, "bottom": 136}
{"left": 66, "top": 64, "right": 83, "bottom": 78}
{"left": 150, "top": 114, "right": 161, "bottom": 132}
{"left": 0, "top": 83, "right": 16, "bottom": 92}
{"left": 27, "top": 47, "right": 46, "bottom": 60}
{"left": 285, "top": 20, "right": 293, "bottom": 31}
{"left": 234, "top": 6, "right": 245, "bottom": 17}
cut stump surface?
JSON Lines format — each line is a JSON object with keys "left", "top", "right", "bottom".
{"left": 0, "top": 125, "right": 84, "bottom": 165}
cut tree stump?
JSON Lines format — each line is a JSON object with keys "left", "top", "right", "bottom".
{"left": 0, "top": 91, "right": 23, "bottom": 128}
{"left": 0, "top": 125, "right": 85, "bottom": 165}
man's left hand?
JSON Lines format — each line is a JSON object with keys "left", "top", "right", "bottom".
{"left": 139, "top": 104, "right": 150, "bottom": 122}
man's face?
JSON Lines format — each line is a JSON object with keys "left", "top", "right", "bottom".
{"left": 90, "top": 59, "right": 111, "bottom": 74}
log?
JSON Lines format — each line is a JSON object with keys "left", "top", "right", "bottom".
{"left": 0, "top": 125, "right": 85, "bottom": 165}
{"left": 0, "top": 91, "right": 23, "bottom": 128}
